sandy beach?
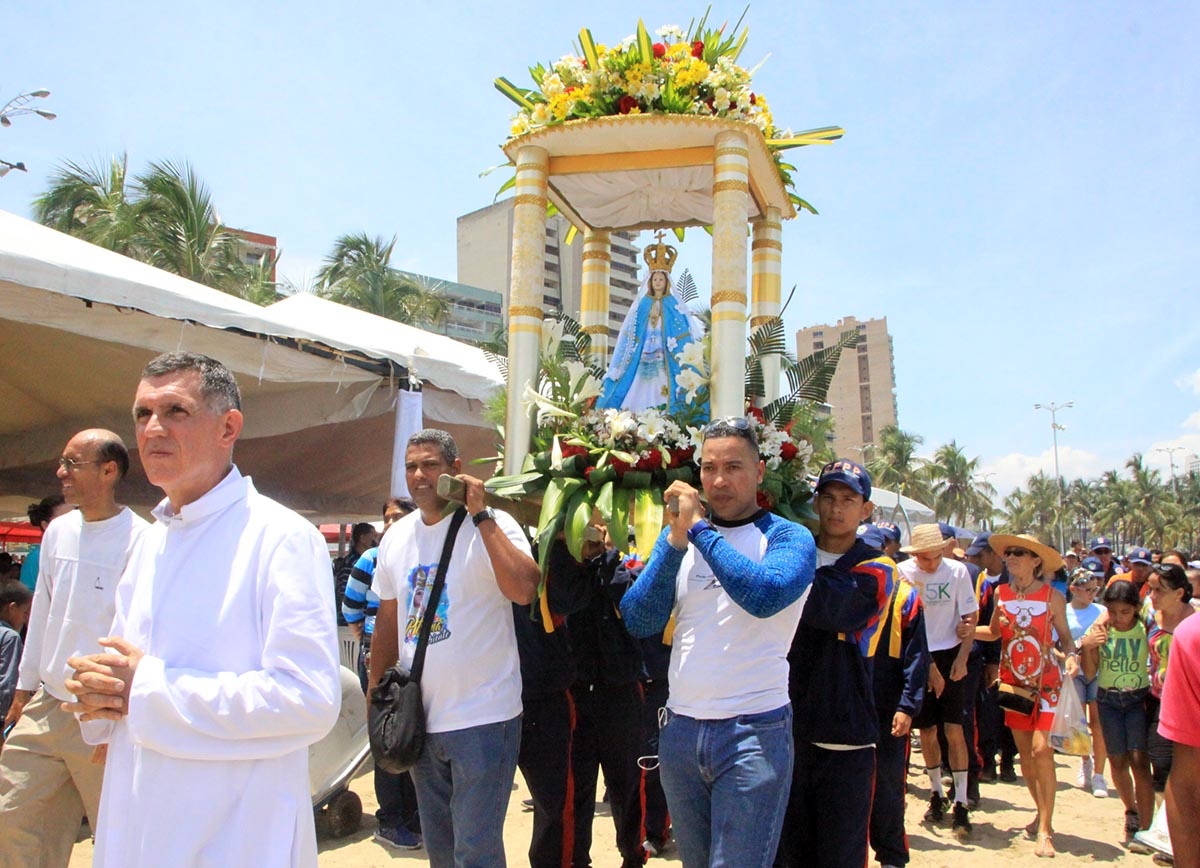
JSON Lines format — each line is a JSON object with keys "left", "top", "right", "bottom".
{"left": 67, "top": 748, "right": 1161, "bottom": 867}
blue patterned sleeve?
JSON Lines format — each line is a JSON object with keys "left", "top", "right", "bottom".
{"left": 691, "top": 515, "right": 815, "bottom": 618}
{"left": 618, "top": 528, "right": 685, "bottom": 638}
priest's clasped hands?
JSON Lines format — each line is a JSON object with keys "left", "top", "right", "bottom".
{"left": 61, "top": 636, "right": 145, "bottom": 722}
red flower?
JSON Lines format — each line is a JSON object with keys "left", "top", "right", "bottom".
{"left": 561, "top": 444, "right": 589, "bottom": 459}
{"left": 779, "top": 441, "right": 799, "bottom": 462}
{"left": 610, "top": 457, "right": 632, "bottom": 475}
{"left": 692, "top": 40, "right": 704, "bottom": 58}
{"left": 565, "top": 85, "right": 576, "bottom": 93}
{"left": 653, "top": 42, "right": 667, "bottom": 59}
{"left": 747, "top": 406, "right": 766, "bottom": 423}
{"left": 668, "top": 447, "right": 695, "bottom": 468}
{"left": 634, "top": 452, "right": 664, "bottom": 472}
{"left": 618, "top": 95, "right": 639, "bottom": 115}
{"left": 749, "top": 92, "right": 757, "bottom": 105}
{"left": 583, "top": 465, "right": 594, "bottom": 479}
{"left": 756, "top": 491, "right": 774, "bottom": 509}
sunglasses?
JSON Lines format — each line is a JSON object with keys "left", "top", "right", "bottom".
{"left": 1004, "top": 547, "right": 1035, "bottom": 558}
{"left": 702, "top": 416, "right": 753, "bottom": 436}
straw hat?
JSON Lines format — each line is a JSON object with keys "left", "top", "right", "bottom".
{"left": 987, "top": 533, "right": 1064, "bottom": 574}
{"left": 900, "top": 524, "right": 948, "bottom": 554}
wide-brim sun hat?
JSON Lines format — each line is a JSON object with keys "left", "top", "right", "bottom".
{"left": 900, "top": 523, "right": 948, "bottom": 554}
{"left": 988, "top": 533, "right": 1064, "bottom": 574}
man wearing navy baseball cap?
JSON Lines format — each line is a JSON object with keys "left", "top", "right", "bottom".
{"left": 1127, "top": 547, "right": 1153, "bottom": 599}
{"left": 876, "top": 522, "right": 905, "bottom": 562}
{"left": 963, "top": 531, "right": 1009, "bottom": 787}
{"left": 1089, "top": 537, "right": 1119, "bottom": 582}
{"left": 778, "top": 459, "right": 909, "bottom": 868}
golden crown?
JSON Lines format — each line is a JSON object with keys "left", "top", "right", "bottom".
{"left": 643, "top": 239, "right": 678, "bottom": 273}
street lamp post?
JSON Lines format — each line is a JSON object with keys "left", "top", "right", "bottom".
{"left": 1156, "top": 445, "right": 1185, "bottom": 495}
{"left": 1034, "top": 401, "right": 1073, "bottom": 550}
{"left": 1, "top": 88, "right": 55, "bottom": 179}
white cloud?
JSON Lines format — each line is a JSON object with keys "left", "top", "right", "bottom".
{"left": 1183, "top": 411, "right": 1200, "bottom": 432}
{"left": 1176, "top": 369, "right": 1200, "bottom": 395}
{"left": 980, "top": 446, "right": 1108, "bottom": 498}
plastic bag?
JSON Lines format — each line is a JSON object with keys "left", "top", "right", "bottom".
{"left": 1049, "top": 680, "right": 1091, "bottom": 756}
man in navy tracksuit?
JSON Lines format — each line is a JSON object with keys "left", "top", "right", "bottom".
{"left": 777, "top": 460, "right": 897, "bottom": 868}
{"left": 869, "top": 527, "right": 929, "bottom": 868}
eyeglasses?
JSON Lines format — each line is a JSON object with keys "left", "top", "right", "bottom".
{"left": 1004, "top": 547, "right": 1034, "bottom": 558}
{"left": 1072, "top": 584, "right": 1099, "bottom": 593}
{"left": 58, "top": 457, "right": 104, "bottom": 472}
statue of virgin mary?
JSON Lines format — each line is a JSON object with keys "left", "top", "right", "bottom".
{"left": 596, "top": 237, "right": 705, "bottom": 414}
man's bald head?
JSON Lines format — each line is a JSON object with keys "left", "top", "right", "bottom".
{"left": 76, "top": 428, "right": 131, "bottom": 480}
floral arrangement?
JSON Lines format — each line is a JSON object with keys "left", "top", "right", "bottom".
{"left": 495, "top": 11, "right": 844, "bottom": 213}
{"left": 486, "top": 314, "right": 820, "bottom": 571}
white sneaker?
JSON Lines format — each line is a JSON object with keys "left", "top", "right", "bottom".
{"left": 1076, "top": 756, "right": 1093, "bottom": 789}
{"left": 1092, "top": 774, "right": 1108, "bottom": 798}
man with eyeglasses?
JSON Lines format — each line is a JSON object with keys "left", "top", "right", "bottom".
{"left": 620, "top": 417, "right": 815, "bottom": 867}
{"left": 0, "top": 430, "right": 147, "bottom": 868}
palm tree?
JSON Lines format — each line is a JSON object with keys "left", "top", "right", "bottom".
{"left": 136, "top": 161, "right": 245, "bottom": 292}
{"left": 32, "top": 153, "right": 147, "bottom": 256}
{"left": 1000, "top": 488, "right": 1036, "bottom": 533}
{"left": 926, "top": 440, "right": 996, "bottom": 527}
{"left": 316, "top": 234, "right": 447, "bottom": 326}
{"left": 866, "top": 425, "right": 933, "bottom": 506}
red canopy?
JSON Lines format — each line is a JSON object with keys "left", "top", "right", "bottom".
{"left": 0, "top": 521, "right": 41, "bottom": 544}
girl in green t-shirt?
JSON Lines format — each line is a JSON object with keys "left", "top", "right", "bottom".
{"left": 1081, "top": 580, "right": 1153, "bottom": 840}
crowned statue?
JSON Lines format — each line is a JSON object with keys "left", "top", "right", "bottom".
{"left": 597, "top": 233, "right": 706, "bottom": 414}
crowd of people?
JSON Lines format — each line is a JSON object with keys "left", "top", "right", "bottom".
{"left": 1, "top": 351, "right": 1199, "bottom": 868}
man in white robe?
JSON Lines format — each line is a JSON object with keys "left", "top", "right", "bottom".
{"left": 64, "top": 352, "right": 341, "bottom": 868}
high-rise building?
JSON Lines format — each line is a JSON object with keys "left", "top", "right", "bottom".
{"left": 390, "top": 270, "right": 504, "bottom": 346}
{"left": 456, "top": 200, "right": 641, "bottom": 349}
{"left": 795, "top": 316, "right": 898, "bottom": 460}
{"left": 228, "top": 228, "right": 277, "bottom": 281}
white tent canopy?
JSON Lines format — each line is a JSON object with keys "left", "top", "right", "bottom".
{"left": 870, "top": 488, "right": 937, "bottom": 542}
{"left": 0, "top": 211, "right": 502, "bottom": 519}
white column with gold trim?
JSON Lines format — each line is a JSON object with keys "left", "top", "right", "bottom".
{"left": 750, "top": 206, "right": 783, "bottom": 406}
{"left": 709, "top": 130, "right": 750, "bottom": 418}
{"left": 579, "top": 229, "right": 611, "bottom": 367}
{"left": 504, "top": 145, "right": 549, "bottom": 474}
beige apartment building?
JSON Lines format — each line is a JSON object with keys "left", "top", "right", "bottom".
{"left": 456, "top": 200, "right": 641, "bottom": 351}
{"left": 796, "top": 315, "right": 899, "bottom": 460}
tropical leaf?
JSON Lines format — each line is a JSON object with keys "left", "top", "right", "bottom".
{"left": 676, "top": 268, "right": 700, "bottom": 305}
{"left": 578, "top": 27, "right": 600, "bottom": 71}
{"left": 635, "top": 19, "right": 654, "bottom": 63}
{"left": 777, "top": 328, "right": 856, "bottom": 403}
{"left": 495, "top": 77, "right": 535, "bottom": 110}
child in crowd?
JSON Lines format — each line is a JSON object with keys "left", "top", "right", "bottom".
{"left": 1082, "top": 580, "right": 1154, "bottom": 841}
{"left": 0, "top": 580, "right": 33, "bottom": 729}
{"left": 1066, "top": 567, "right": 1109, "bottom": 797}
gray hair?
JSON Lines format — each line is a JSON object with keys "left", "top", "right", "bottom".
{"left": 407, "top": 428, "right": 458, "bottom": 465}
{"left": 141, "top": 352, "right": 242, "bottom": 413}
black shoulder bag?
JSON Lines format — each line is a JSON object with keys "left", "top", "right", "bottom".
{"left": 369, "top": 506, "right": 467, "bottom": 773}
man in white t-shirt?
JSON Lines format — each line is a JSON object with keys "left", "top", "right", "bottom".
{"left": 897, "top": 523, "right": 978, "bottom": 839}
{"left": 0, "top": 429, "right": 147, "bottom": 868}
{"left": 369, "top": 429, "right": 540, "bottom": 868}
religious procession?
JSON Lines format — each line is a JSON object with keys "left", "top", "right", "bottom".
{"left": 2, "top": 6, "right": 1198, "bottom": 868}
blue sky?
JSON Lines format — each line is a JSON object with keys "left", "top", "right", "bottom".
{"left": 3, "top": 2, "right": 1197, "bottom": 495}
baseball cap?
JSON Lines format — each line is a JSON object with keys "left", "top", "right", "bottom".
{"left": 816, "top": 459, "right": 871, "bottom": 501}
{"left": 1090, "top": 536, "right": 1113, "bottom": 552}
{"left": 1081, "top": 556, "right": 1105, "bottom": 577}
{"left": 875, "top": 521, "right": 902, "bottom": 544}
{"left": 1063, "top": 550, "right": 1080, "bottom": 560}
{"left": 938, "top": 521, "right": 959, "bottom": 541}
{"left": 856, "top": 524, "right": 887, "bottom": 550}
{"left": 965, "top": 531, "right": 992, "bottom": 557}
{"left": 1128, "top": 547, "right": 1152, "bottom": 565}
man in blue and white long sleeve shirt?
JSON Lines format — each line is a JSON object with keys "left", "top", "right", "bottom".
{"left": 620, "top": 417, "right": 815, "bottom": 868}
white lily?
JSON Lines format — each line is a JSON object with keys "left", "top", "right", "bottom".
{"left": 677, "top": 341, "right": 708, "bottom": 372}
{"left": 540, "top": 318, "right": 564, "bottom": 354}
{"left": 677, "top": 368, "right": 709, "bottom": 405}
{"left": 521, "top": 381, "right": 577, "bottom": 425}
{"left": 565, "top": 360, "right": 604, "bottom": 403}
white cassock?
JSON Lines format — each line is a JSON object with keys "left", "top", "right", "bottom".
{"left": 82, "top": 467, "right": 341, "bottom": 868}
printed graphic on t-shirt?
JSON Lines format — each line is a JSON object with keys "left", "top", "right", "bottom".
{"left": 1102, "top": 635, "right": 1146, "bottom": 690}
{"left": 921, "top": 580, "right": 954, "bottom": 604}
{"left": 404, "top": 563, "right": 451, "bottom": 646}
{"left": 688, "top": 564, "right": 721, "bottom": 591}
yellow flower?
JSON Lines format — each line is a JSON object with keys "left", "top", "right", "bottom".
{"left": 668, "top": 42, "right": 690, "bottom": 60}
{"left": 674, "top": 58, "right": 709, "bottom": 89}
{"left": 549, "top": 91, "right": 574, "bottom": 121}
{"left": 510, "top": 114, "right": 531, "bottom": 136}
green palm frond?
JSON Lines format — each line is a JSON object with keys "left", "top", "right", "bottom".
{"left": 676, "top": 269, "right": 700, "bottom": 305}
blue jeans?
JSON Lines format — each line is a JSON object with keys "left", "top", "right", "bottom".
{"left": 1097, "top": 687, "right": 1149, "bottom": 756}
{"left": 658, "top": 705, "right": 793, "bottom": 868}
{"left": 410, "top": 715, "right": 521, "bottom": 868}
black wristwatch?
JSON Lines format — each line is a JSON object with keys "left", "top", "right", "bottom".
{"left": 472, "top": 507, "right": 496, "bottom": 527}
